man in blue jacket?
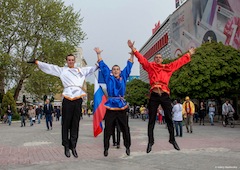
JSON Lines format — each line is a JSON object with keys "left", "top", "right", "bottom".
{"left": 94, "top": 47, "right": 133, "bottom": 157}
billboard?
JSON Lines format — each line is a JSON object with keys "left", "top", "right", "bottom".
{"left": 170, "top": 0, "right": 240, "bottom": 58}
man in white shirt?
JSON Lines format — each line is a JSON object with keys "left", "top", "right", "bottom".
{"left": 172, "top": 99, "right": 183, "bottom": 137}
{"left": 28, "top": 54, "right": 98, "bottom": 158}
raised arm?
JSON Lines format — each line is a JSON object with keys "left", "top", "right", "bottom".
{"left": 27, "top": 58, "right": 62, "bottom": 77}
{"left": 121, "top": 52, "right": 134, "bottom": 80}
{"left": 127, "top": 40, "right": 150, "bottom": 71}
{"left": 168, "top": 48, "right": 195, "bottom": 72}
{"left": 94, "top": 47, "right": 110, "bottom": 82}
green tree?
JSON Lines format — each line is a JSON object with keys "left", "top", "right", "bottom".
{"left": 0, "top": 0, "right": 86, "bottom": 100}
{"left": 126, "top": 79, "right": 150, "bottom": 112}
{"left": 86, "top": 82, "right": 94, "bottom": 110}
{"left": 169, "top": 42, "right": 240, "bottom": 99}
{"left": 1, "top": 91, "right": 19, "bottom": 120}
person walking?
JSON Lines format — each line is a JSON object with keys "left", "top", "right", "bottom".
{"left": 112, "top": 119, "right": 121, "bottom": 149}
{"left": 208, "top": 103, "right": 216, "bottom": 125}
{"left": 36, "top": 105, "right": 43, "bottom": 124}
{"left": 6, "top": 105, "right": 13, "bottom": 126}
{"left": 20, "top": 104, "right": 28, "bottom": 127}
{"left": 55, "top": 106, "right": 61, "bottom": 121}
{"left": 28, "top": 105, "right": 36, "bottom": 126}
{"left": 128, "top": 40, "right": 195, "bottom": 153}
{"left": 44, "top": 99, "right": 54, "bottom": 130}
{"left": 222, "top": 99, "right": 235, "bottom": 125}
{"left": 94, "top": 47, "right": 133, "bottom": 157}
{"left": 182, "top": 96, "right": 195, "bottom": 133}
{"left": 198, "top": 101, "right": 206, "bottom": 125}
{"left": 172, "top": 99, "right": 183, "bottom": 137}
{"left": 27, "top": 54, "right": 98, "bottom": 158}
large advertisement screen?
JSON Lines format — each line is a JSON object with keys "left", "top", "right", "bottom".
{"left": 170, "top": 0, "right": 240, "bottom": 58}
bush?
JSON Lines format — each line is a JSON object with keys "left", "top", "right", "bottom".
{"left": 12, "top": 113, "right": 20, "bottom": 121}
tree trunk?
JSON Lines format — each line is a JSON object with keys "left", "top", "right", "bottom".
{"left": 14, "top": 78, "right": 24, "bottom": 101}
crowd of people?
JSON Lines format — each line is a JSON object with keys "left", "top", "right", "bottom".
{"left": 128, "top": 97, "right": 236, "bottom": 140}
{"left": 0, "top": 102, "right": 62, "bottom": 128}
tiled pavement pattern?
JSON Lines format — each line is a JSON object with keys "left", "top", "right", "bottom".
{"left": 0, "top": 117, "right": 240, "bottom": 170}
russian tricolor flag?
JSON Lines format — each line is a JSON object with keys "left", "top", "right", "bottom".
{"left": 93, "top": 78, "right": 107, "bottom": 137}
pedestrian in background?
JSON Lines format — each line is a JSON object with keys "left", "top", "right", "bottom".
{"left": 44, "top": 99, "right": 54, "bottom": 130}
{"left": 20, "top": 104, "right": 27, "bottom": 127}
{"left": 172, "top": 99, "right": 183, "bottom": 137}
{"left": 198, "top": 101, "right": 206, "bottom": 125}
{"left": 36, "top": 105, "right": 43, "bottom": 124}
{"left": 55, "top": 106, "right": 61, "bottom": 121}
{"left": 112, "top": 119, "right": 121, "bottom": 149}
{"left": 222, "top": 100, "right": 235, "bottom": 125}
{"left": 6, "top": 105, "right": 13, "bottom": 126}
{"left": 208, "top": 103, "right": 215, "bottom": 125}
{"left": 28, "top": 105, "right": 35, "bottom": 126}
{"left": 182, "top": 96, "right": 195, "bottom": 133}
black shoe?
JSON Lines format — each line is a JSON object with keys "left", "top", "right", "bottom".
{"left": 146, "top": 143, "right": 153, "bottom": 153}
{"left": 169, "top": 141, "right": 180, "bottom": 151}
{"left": 190, "top": 131, "right": 193, "bottom": 133}
{"left": 104, "top": 149, "right": 108, "bottom": 157}
{"left": 71, "top": 148, "right": 78, "bottom": 158}
{"left": 117, "top": 145, "right": 120, "bottom": 149}
{"left": 64, "top": 147, "right": 71, "bottom": 158}
{"left": 126, "top": 148, "right": 130, "bottom": 156}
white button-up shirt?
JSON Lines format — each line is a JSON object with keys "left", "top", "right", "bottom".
{"left": 37, "top": 61, "right": 98, "bottom": 100}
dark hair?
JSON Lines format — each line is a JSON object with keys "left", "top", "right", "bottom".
{"left": 112, "top": 65, "right": 120, "bottom": 70}
{"left": 65, "top": 54, "right": 76, "bottom": 60}
{"left": 176, "top": 98, "right": 181, "bottom": 103}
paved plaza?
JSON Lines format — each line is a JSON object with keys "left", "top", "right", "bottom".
{"left": 0, "top": 116, "right": 240, "bottom": 170}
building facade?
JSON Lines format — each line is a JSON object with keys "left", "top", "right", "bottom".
{"left": 139, "top": 0, "right": 240, "bottom": 83}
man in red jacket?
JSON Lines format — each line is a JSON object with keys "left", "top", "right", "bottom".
{"left": 128, "top": 40, "right": 195, "bottom": 153}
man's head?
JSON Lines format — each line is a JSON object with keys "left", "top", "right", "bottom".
{"left": 66, "top": 54, "right": 76, "bottom": 68}
{"left": 154, "top": 53, "right": 163, "bottom": 64}
{"left": 185, "top": 96, "right": 190, "bottom": 102}
{"left": 46, "top": 99, "right": 50, "bottom": 104}
{"left": 111, "top": 65, "right": 121, "bottom": 78}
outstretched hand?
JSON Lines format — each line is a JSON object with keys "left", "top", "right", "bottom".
{"left": 94, "top": 47, "right": 103, "bottom": 54}
{"left": 127, "top": 40, "right": 135, "bottom": 49}
{"left": 188, "top": 48, "right": 195, "bottom": 56}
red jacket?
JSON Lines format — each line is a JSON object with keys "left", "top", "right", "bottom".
{"left": 134, "top": 51, "right": 191, "bottom": 94}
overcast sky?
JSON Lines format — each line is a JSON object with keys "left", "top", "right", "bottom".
{"left": 63, "top": 0, "right": 176, "bottom": 83}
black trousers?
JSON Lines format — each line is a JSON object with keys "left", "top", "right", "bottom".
{"left": 104, "top": 109, "right": 131, "bottom": 150}
{"left": 148, "top": 92, "right": 175, "bottom": 144}
{"left": 62, "top": 98, "right": 82, "bottom": 149}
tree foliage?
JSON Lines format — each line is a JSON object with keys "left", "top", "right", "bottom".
{"left": 1, "top": 91, "right": 18, "bottom": 120}
{"left": 0, "top": 0, "right": 86, "bottom": 100}
{"left": 86, "top": 82, "right": 94, "bottom": 110}
{"left": 126, "top": 79, "right": 150, "bottom": 106}
{"left": 169, "top": 42, "right": 240, "bottom": 99}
